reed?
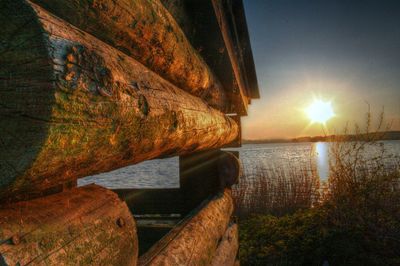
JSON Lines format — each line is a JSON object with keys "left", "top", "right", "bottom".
{"left": 233, "top": 163, "right": 320, "bottom": 218}
{"left": 237, "top": 110, "right": 400, "bottom": 265}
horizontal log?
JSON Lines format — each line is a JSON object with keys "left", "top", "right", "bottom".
{"left": 139, "top": 190, "right": 234, "bottom": 266}
{"left": 211, "top": 223, "right": 239, "bottom": 266}
{"left": 0, "top": 184, "right": 138, "bottom": 265}
{"left": 30, "top": 0, "right": 227, "bottom": 110}
{"left": 161, "top": 0, "right": 248, "bottom": 115}
{"left": 0, "top": 1, "right": 238, "bottom": 202}
{"left": 114, "top": 188, "right": 184, "bottom": 215}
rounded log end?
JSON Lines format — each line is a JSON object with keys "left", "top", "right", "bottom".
{"left": 0, "top": 0, "right": 54, "bottom": 199}
{"left": 218, "top": 152, "right": 242, "bottom": 188}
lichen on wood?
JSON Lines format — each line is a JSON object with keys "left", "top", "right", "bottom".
{"left": 0, "top": 184, "right": 138, "bottom": 265}
{"left": 0, "top": 1, "right": 239, "bottom": 203}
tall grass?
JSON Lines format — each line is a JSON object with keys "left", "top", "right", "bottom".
{"left": 236, "top": 110, "right": 400, "bottom": 265}
{"left": 322, "top": 113, "right": 400, "bottom": 262}
{"left": 233, "top": 163, "right": 320, "bottom": 218}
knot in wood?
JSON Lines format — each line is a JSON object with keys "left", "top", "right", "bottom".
{"left": 11, "top": 234, "right": 21, "bottom": 245}
{"left": 64, "top": 45, "right": 84, "bottom": 87}
{"left": 116, "top": 217, "right": 125, "bottom": 228}
{"left": 170, "top": 111, "right": 178, "bottom": 131}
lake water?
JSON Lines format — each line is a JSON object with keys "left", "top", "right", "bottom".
{"left": 78, "top": 140, "right": 400, "bottom": 189}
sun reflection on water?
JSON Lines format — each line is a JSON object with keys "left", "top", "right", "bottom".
{"left": 314, "top": 142, "right": 329, "bottom": 181}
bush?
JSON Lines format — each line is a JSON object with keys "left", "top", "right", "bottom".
{"left": 239, "top": 209, "right": 328, "bottom": 266}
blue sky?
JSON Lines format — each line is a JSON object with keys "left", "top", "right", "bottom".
{"left": 242, "top": 0, "right": 400, "bottom": 139}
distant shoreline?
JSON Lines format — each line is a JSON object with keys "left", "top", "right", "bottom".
{"left": 243, "top": 131, "right": 400, "bottom": 144}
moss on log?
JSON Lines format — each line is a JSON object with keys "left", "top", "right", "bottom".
{"left": 211, "top": 223, "right": 239, "bottom": 266}
{"left": 30, "top": 0, "right": 227, "bottom": 111}
{"left": 0, "top": 185, "right": 138, "bottom": 265}
{"left": 139, "top": 190, "right": 233, "bottom": 266}
{"left": 0, "top": 1, "right": 239, "bottom": 202}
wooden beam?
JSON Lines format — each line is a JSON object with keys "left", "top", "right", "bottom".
{"left": 161, "top": 0, "right": 248, "bottom": 115}
{"left": 30, "top": 0, "right": 227, "bottom": 111}
{"left": 212, "top": 0, "right": 251, "bottom": 113}
{"left": 139, "top": 190, "right": 234, "bottom": 265}
{"left": 0, "top": 184, "right": 138, "bottom": 265}
{"left": 211, "top": 223, "right": 239, "bottom": 266}
{"left": 0, "top": 1, "right": 239, "bottom": 203}
{"left": 179, "top": 149, "right": 222, "bottom": 213}
{"left": 179, "top": 149, "right": 241, "bottom": 213}
{"left": 231, "top": 0, "right": 260, "bottom": 99}
{"left": 114, "top": 188, "right": 184, "bottom": 215}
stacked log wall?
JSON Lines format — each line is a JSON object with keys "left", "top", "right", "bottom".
{"left": 0, "top": 1, "right": 246, "bottom": 264}
{"left": 30, "top": 0, "right": 228, "bottom": 111}
{"left": 0, "top": 0, "right": 238, "bottom": 202}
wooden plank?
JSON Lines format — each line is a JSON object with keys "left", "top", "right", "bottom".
{"left": 211, "top": 223, "right": 239, "bottom": 266}
{"left": 212, "top": 0, "right": 252, "bottom": 112}
{"left": 0, "top": 184, "right": 138, "bottom": 265}
{"left": 0, "top": 1, "right": 239, "bottom": 203}
{"left": 30, "top": 0, "right": 228, "bottom": 111}
{"left": 161, "top": 0, "right": 248, "bottom": 115}
{"left": 231, "top": 0, "right": 260, "bottom": 99}
{"left": 139, "top": 190, "right": 234, "bottom": 266}
{"left": 114, "top": 188, "right": 184, "bottom": 215}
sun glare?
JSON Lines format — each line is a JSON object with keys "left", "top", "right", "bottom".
{"left": 306, "top": 99, "right": 334, "bottom": 124}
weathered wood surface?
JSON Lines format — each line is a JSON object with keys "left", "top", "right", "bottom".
{"left": 161, "top": 0, "right": 248, "bottom": 115}
{"left": 139, "top": 190, "right": 234, "bottom": 266}
{"left": 211, "top": 223, "right": 239, "bottom": 266}
{"left": 0, "top": 1, "right": 239, "bottom": 203}
{"left": 0, "top": 184, "right": 138, "bottom": 265}
{"left": 223, "top": 115, "right": 242, "bottom": 147}
{"left": 30, "top": 0, "right": 227, "bottom": 111}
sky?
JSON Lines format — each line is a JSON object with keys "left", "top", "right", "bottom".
{"left": 242, "top": 0, "right": 400, "bottom": 139}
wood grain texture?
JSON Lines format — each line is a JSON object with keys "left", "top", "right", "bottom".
{"left": 139, "top": 190, "right": 234, "bottom": 266}
{"left": 211, "top": 223, "right": 239, "bottom": 266}
{"left": 161, "top": 0, "right": 248, "bottom": 115}
{"left": 30, "top": 0, "right": 227, "bottom": 111}
{"left": 0, "top": 184, "right": 138, "bottom": 265}
{"left": 0, "top": 0, "right": 239, "bottom": 203}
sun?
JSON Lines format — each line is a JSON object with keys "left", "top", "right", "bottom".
{"left": 306, "top": 99, "right": 335, "bottom": 124}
